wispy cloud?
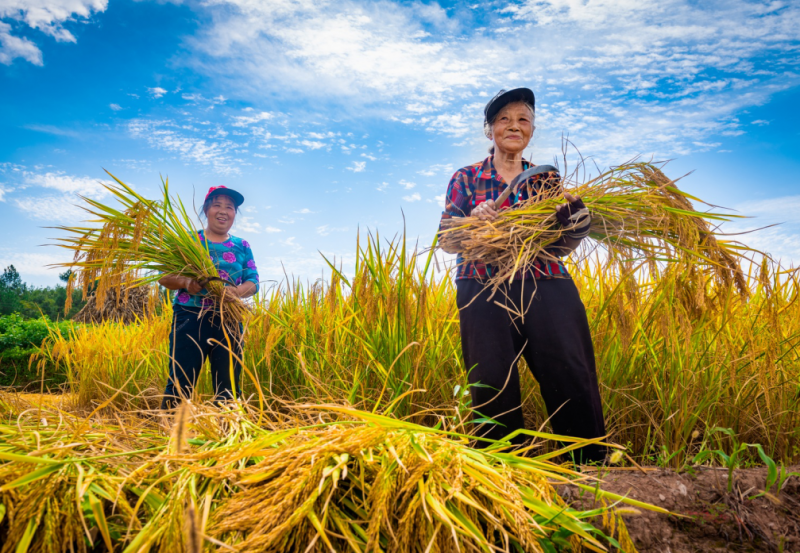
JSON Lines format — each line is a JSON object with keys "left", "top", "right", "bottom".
{"left": 127, "top": 119, "right": 241, "bottom": 175}
{"left": 316, "top": 224, "right": 348, "bottom": 236}
{"left": 148, "top": 86, "right": 167, "bottom": 98}
{"left": 347, "top": 161, "right": 366, "bottom": 172}
{"left": 231, "top": 109, "right": 273, "bottom": 127}
{"left": 403, "top": 192, "right": 421, "bottom": 202}
{"left": 183, "top": 0, "right": 800, "bottom": 161}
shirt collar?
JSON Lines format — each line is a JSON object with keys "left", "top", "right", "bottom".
{"left": 476, "top": 155, "right": 532, "bottom": 183}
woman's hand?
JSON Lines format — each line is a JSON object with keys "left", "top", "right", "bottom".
{"left": 184, "top": 278, "right": 204, "bottom": 295}
{"left": 555, "top": 192, "right": 587, "bottom": 227}
{"left": 473, "top": 199, "right": 499, "bottom": 221}
{"left": 158, "top": 274, "right": 204, "bottom": 294}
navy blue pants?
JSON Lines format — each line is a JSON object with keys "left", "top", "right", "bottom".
{"left": 457, "top": 278, "right": 606, "bottom": 463}
{"left": 160, "top": 305, "right": 243, "bottom": 409}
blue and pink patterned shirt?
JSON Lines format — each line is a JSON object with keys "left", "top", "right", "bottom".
{"left": 173, "top": 230, "right": 259, "bottom": 309}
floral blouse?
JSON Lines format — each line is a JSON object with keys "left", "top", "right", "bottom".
{"left": 173, "top": 230, "right": 259, "bottom": 309}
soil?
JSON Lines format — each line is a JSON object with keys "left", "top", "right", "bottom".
{"left": 563, "top": 465, "right": 800, "bottom": 553}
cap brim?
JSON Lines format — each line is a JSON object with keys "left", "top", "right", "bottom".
{"left": 206, "top": 188, "right": 245, "bottom": 207}
{"left": 486, "top": 87, "right": 535, "bottom": 124}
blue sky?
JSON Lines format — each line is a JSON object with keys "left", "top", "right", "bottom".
{"left": 1, "top": 0, "right": 799, "bottom": 287}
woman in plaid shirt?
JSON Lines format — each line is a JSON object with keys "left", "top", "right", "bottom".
{"left": 439, "top": 88, "right": 606, "bottom": 464}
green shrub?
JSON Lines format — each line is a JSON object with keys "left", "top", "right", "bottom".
{"left": 0, "top": 313, "right": 72, "bottom": 388}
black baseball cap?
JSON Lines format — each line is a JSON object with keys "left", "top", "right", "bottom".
{"left": 484, "top": 88, "right": 535, "bottom": 126}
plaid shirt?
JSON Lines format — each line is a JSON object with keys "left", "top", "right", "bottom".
{"left": 439, "top": 155, "right": 570, "bottom": 281}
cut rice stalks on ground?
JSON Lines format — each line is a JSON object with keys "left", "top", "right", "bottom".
{"left": 0, "top": 395, "right": 662, "bottom": 552}
{"left": 51, "top": 172, "right": 249, "bottom": 331}
{"left": 439, "top": 162, "right": 754, "bottom": 295}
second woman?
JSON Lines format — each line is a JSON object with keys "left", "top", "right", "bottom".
{"left": 158, "top": 185, "right": 259, "bottom": 409}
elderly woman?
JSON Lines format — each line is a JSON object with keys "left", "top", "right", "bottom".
{"left": 158, "top": 185, "right": 259, "bottom": 409}
{"left": 439, "top": 88, "right": 606, "bottom": 463}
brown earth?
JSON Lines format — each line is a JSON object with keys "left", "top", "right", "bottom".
{"left": 564, "top": 465, "right": 800, "bottom": 553}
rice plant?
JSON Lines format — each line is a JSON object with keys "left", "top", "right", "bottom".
{"left": 0, "top": 395, "right": 652, "bottom": 552}
{"left": 52, "top": 172, "right": 249, "bottom": 329}
{"left": 438, "top": 162, "right": 751, "bottom": 294}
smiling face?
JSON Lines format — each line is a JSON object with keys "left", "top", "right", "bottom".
{"left": 489, "top": 102, "right": 534, "bottom": 155}
{"left": 204, "top": 194, "right": 237, "bottom": 236}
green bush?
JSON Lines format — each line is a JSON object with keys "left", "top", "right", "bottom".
{"left": 0, "top": 313, "right": 72, "bottom": 388}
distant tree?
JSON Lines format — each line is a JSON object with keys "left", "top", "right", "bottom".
{"left": 0, "top": 265, "right": 85, "bottom": 320}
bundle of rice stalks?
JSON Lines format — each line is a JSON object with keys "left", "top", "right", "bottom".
{"left": 72, "top": 284, "right": 158, "bottom": 324}
{"left": 439, "top": 162, "right": 751, "bottom": 294}
{"left": 0, "top": 396, "right": 662, "bottom": 552}
{"left": 52, "top": 172, "right": 248, "bottom": 330}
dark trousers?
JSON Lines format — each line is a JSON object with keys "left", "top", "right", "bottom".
{"left": 457, "top": 278, "right": 606, "bottom": 463}
{"left": 161, "top": 305, "right": 243, "bottom": 409}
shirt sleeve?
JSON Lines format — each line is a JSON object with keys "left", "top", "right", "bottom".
{"left": 439, "top": 169, "right": 470, "bottom": 228}
{"left": 240, "top": 243, "right": 260, "bottom": 294}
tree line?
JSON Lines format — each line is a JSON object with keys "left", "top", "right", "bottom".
{"left": 0, "top": 265, "right": 86, "bottom": 320}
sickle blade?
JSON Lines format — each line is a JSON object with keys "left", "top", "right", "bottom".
{"left": 509, "top": 164, "right": 559, "bottom": 189}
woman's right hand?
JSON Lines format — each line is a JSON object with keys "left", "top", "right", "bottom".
{"left": 473, "top": 199, "right": 499, "bottom": 221}
{"left": 183, "top": 277, "right": 204, "bottom": 295}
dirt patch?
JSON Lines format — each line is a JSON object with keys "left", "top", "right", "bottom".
{"left": 564, "top": 465, "right": 800, "bottom": 552}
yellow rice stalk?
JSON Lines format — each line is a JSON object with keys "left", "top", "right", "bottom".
{"left": 51, "top": 171, "right": 249, "bottom": 329}
{"left": 439, "top": 162, "right": 751, "bottom": 294}
{"left": 0, "top": 395, "right": 653, "bottom": 552}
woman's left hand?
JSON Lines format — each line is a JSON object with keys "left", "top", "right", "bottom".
{"left": 555, "top": 192, "right": 587, "bottom": 227}
{"left": 221, "top": 286, "right": 242, "bottom": 302}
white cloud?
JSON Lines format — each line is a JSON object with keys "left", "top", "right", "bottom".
{"left": 25, "top": 171, "right": 110, "bottom": 197}
{"left": 347, "top": 161, "right": 366, "bottom": 172}
{"left": 109, "top": 103, "right": 122, "bottom": 111}
{"left": 403, "top": 192, "right": 421, "bottom": 202}
{"left": 299, "top": 140, "right": 326, "bottom": 150}
{"left": 231, "top": 110, "right": 273, "bottom": 127}
{"left": 294, "top": 208, "right": 313, "bottom": 214}
{"left": 184, "top": 0, "right": 800, "bottom": 160}
{"left": 15, "top": 195, "right": 86, "bottom": 223}
{"left": 316, "top": 224, "right": 348, "bottom": 236}
{"left": 0, "top": 184, "right": 10, "bottom": 201}
{"left": 264, "top": 226, "right": 281, "bottom": 233}
{"left": 233, "top": 215, "right": 261, "bottom": 234}
{"left": 0, "top": 251, "right": 69, "bottom": 277}
{"left": 148, "top": 86, "right": 167, "bottom": 98}
{"left": 0, "top": 21, "right": 42, "bottom": 65}
{"left": 0, "top": 0, "right": 107, "bottom": 65}
{"left": 399, "top": 179, "right": 416, "bottom": 189}
{"left": 376, "top": 181, "right": 389, "bottom": 191}
{"left": 418, "top": 163, "right": 454, "bottom": 177}
{"left": 127, "top": 119, "right": 240, "bottom": 175}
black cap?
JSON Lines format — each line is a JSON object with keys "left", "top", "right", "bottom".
{"left": 484, "top": 88, "right": 535, "bottom": 126}
{"left": 205, "top": 185, "right": 244, "bottom": 207}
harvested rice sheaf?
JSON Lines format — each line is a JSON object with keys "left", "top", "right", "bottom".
{"left": 52, "top": 172, "right": 249, "bottom": 331}
{"left": 439, "top": 162, "right": 751, "bottom": 294}
{"left": 0, "top": 398, "right": 658, "bottom": 552}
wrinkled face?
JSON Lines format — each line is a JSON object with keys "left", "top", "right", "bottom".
{"left": 205, "top": 194, "right": 236, "bottom": 235}
{"left": 489, "top": 102, "right": 534, "bottom": 155}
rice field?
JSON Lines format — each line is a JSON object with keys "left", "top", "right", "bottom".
{"left": 33, "top": 231, "right": 800, "bottom": 467}
{"left": 4, "top": 167, "right": 799, "bottom": 551}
